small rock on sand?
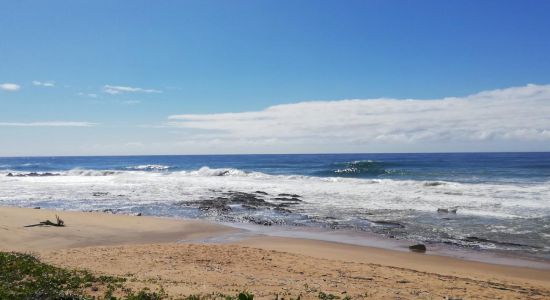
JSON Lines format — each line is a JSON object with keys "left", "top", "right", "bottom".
{"left": 409, "top": 244, "right": 427, "bottom": 253}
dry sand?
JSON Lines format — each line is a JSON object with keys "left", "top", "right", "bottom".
{"left": 1, "top": 206, "right": 550, "bottom": 299}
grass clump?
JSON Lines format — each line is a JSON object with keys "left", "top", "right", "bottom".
{"left": 0, "top": 251, "right": 165, "bottom": 300}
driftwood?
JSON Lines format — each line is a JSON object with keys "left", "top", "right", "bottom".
{"left": 24, "top": 215, "right": 65, "bottom": 227}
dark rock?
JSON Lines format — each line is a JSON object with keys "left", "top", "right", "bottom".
{"left": 274, "top": 207, "right": 291, "bottom": 213}
{"left": 255, "top": 191, "right": 268, "bottom": 195}
{"left": 409, "top": 244, "right": 427, "bottom": 252}
{"left": 424, "top": 181, "right": 445, "bottom": 187}
{"left": 198, "top": 198, "right": 232, "bottom": 212}
{"left": 278, "top": 193, "right": 301, "bottom": 198}
{"left": 92, "top": 192, "right": 109, "bottom": 197}
{"left": 437, "top": 208, "right": 457, "bottom": 214}
{"left": 273, "top": 197, "right": 302, "bottom": 202}
{"left": 91, "top": 286, "right": 99, "bottom": 292}
{"left": 244, "top": 216, "right": 273, "bottom": 226}
{"left": 7, "top": 172, "right": 59, "bottom": 177}
{"left": 33, "top": 207, "right": 41, "bottom": 209}
{"left": 372, "top": 220, "right": 405, "bottom": 228}
{"left": 181, "top": 190, "right": 302, "bottom": 213}
{"left": 134, "top": 212, "right": 142, "bottom": 216}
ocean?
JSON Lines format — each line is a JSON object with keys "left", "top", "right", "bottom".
{"left": 1, "top": 153, "right": 549, "bottom": 260}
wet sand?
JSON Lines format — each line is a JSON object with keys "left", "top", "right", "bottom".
{"left": 1, "top": 206, "right": 549, "bottom": 299}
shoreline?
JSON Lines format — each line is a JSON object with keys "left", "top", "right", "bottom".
{"left": 1, "top": 205, "right": 550, "bottom": 297}
{"left": 217, "top": 221, "right": 550, "bottom": 270}
{"left": 3, "top": 204, "right": 549, "bottom": 270}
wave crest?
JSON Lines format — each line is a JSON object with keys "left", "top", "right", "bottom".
{"left": 318, "top": 160, "right": 399, "bottom": 177}
{"left": 65, "top": 169, "right": 122, "bottom": 176}
{"left": 126, "top": 164, "right": 170, "bottom": 171}
{"left": 187, "top": 166, "right": 250, "bottom": 177}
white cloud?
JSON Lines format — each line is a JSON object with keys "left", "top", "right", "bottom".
{"left": 0, "top": 83, "right": 21, "bottom": 91}
{"left": 32, "top": 80, "right": 55, "bottom": 87}
{"left": 166, "top": 84, "right": 550, "bottom": 152}
{"left": 0, "top": 122, "right": 97, "bottom": 127}
{"left": 77, "top": 92, "right": 98, "bottom": 98}
{"left": 103, "top": 85, "right": 161, "bottom": 95}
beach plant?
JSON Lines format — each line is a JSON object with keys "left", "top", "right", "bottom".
{"left": 0, "top": 251, "right": 166, "bottom": 300}
{"left": 0, "top": 251, "right": 114, "bottom": 299}
{"left": 318, "top": 292, "right": 340, "bottom": 300}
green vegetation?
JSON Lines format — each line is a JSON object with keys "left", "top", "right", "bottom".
{"left": 1, "top": 251, "right": 351, "bottom": 300}
{"left": 0, "top": 251, "right": 164, "bottom": 300}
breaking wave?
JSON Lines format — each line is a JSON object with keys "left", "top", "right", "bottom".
{"left": 125, "top": 164, "right": 171, "bottom": 171}
{"left": 315, "top": 160, "right": 401, "bottom": 177}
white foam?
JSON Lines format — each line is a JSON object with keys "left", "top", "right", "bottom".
{"left": 0, "top": 167, "right": 549, "bottom": 220}
{"left": 126, "top": 164, "right": 170, "bottom": 171}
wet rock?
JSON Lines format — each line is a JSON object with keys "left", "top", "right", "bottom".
{"left": 437, "top": 208, "right": 457, "bottom": 214}
{"left": 274, "top": 206, "right": 291, "bottom": 213}
{"left": 255, "top": 191, "right": 268, "bottom": 195}
{"left": 198, "top": 198, "right": 232, "bottom": 212}
{"left": 92, "top": 192, "right": 109, "bottom": 197}
{"left": 424, "top": 181, "right": 445, "bottom": 187}
{"left": 7, "top": 172, "right": 60, "bottom": 177}
{"left": 409, "top": 244, "right": 427, "bottom": 252}
{"left": 278, "top": 193, "right": 301, "bottom": 198}
{"left": 273, "top": 197, "right": 302, "bottom": 202}
{"left": 33, "top": 207, "right": 41, "bottom": 209}
{"left": 182, "top": 190, "right": 302, "bottom": 213}
{"left": 244, "top": 216, "right": 273, "bottom": 226}
{"left": 371, "top": 220, "right": 405, "bottom": 228}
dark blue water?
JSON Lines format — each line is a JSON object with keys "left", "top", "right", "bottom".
{"left": 1, "top": 152, "right": 549, "bottom": 184}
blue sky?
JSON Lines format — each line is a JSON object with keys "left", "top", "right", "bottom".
{"left": 0, "top": 0, "right": 549, "bottom": 156}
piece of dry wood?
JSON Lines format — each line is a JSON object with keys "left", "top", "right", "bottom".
{"left": 24, "top": 214, "right": 65, "bottom": 227}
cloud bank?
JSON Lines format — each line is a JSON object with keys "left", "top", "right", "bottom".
{"left": 103, "top": 85, "right": 161, "bottom": 95}
{"left": 167, "top": 84, "right": 550, "bottom": 152}
{"left": 0, "top": 83, "right": 21, "bottom": 91}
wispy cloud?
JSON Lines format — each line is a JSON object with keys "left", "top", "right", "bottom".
{"left": 122, "top": 100, "right": 141, "bottom": 105}
{"left": 166, "top": 84, "right": 550, "bottom": 152}
{"left": 77, "top": 92, "right": 99, "bottom": 98}
{"left": 0, "top": 121, "right": 97, "bottom": 127}
{"left": 103, "top": 85, "right": 161, "bottom": 95}
{"left": 32, "top": 80, "right": 55, "bottom": 87}
{"left": 0, "top": 83, "right": 21, "bottom": 92}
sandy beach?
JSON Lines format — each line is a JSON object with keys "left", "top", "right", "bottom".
{"left": 1, "top": 206, "right": 550, "bottom": 299}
